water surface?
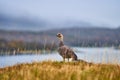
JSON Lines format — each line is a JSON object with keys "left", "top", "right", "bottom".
{"left": 0, "top": 47, "right": 120, "bottom": 68}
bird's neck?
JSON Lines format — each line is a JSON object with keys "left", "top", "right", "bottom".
{"left": 59, "top": 40, "right": 64, "bottom": 47}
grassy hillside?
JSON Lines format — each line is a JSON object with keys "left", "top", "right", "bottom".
{"left": 0, "top": 61, "right": 120, "bottom": 80}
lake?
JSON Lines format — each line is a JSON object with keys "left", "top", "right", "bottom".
{"left": 0, "top": 47, "right": 120, "bottom": 68}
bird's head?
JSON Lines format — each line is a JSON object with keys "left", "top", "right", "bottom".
{"left": 56, "top": 33, "right": 64, "bottom": 41}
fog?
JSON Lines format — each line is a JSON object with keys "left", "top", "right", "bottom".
{"left": 0, "top": 0, "right": 120, "bottom": 31}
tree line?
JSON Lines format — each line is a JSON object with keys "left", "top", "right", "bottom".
{"left": 0, "top": 38, "right": 57, "bottom": 55}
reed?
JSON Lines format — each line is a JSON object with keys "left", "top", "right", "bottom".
{"left": 0, "top": 61, "right": 120, "bottom": 80}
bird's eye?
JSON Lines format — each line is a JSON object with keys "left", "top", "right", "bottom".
{"left": 58, "top": 34, "right": 60, "bottom": 36}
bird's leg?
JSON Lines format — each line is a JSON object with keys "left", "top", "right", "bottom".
{"left": 67, "top": 58, "right": 69, "bottom": 62}
{"left": 72, "top": 58, "right": 74, "bottom": 61}
{"left": 64, "top": 53, "right": 67, "bottom": 62}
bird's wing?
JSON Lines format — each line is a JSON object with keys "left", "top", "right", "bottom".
{"left": 58, "top": 45, "right": 72, "bottom": 55}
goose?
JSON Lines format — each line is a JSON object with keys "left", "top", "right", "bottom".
{"left": 56, "top": 33, "right": 78, "bottom": 61}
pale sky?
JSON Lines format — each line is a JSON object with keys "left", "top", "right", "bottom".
{"left": 0, "top": 0, "right": 120, "bottom": 30}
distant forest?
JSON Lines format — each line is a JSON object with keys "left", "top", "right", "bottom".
{"left": 0, "top": 27, "right": 120, "bottom": 54}
{"left": 0, "top": 38, "right": 57, "bottom": 54}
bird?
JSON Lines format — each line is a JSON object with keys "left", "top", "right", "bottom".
{"left": 56, "top": 33, "right": 78, "bottom": 61}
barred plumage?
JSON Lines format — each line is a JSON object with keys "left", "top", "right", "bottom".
{"left": 56, "top": 33, "right": 77, "bottom": 61}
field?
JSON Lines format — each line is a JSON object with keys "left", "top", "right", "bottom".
{"left": 0, "top": 61, "right": 120, "bottom": 80}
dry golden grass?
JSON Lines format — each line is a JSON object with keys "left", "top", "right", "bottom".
{"left": 0, "top": 61, "right": 120, "bottom": 80}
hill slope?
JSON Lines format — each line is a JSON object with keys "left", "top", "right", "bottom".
{"left": 0, "top": 61, "right": 120, "bottom": 80}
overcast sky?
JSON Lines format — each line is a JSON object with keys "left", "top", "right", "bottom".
{"left": 0, "top": 0, "right": 120, "bottom": 30}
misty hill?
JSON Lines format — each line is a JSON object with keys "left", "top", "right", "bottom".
{"left": 0, "top": 14, "right": 48, "bottom": 31}
{"left": 0, "top": 27, "right": 120, "bottom": 47}
{"left": 0, "top": 14, "right": 93, "bottom": 31}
